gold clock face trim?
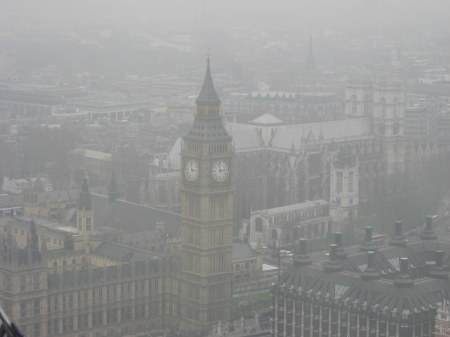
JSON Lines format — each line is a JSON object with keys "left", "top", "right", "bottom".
{"left": 212, "top": 160, "right": 229, "bottom": 182}
{"left": 185, "top": 159, "right": 199, "bottom": 181}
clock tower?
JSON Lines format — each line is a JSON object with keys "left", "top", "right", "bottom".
{"left": 180, "top": 59, "right": 234, "bottom": 336}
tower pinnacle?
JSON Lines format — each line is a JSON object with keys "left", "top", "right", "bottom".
{"left": 196, "top": 58, "right": 221, "bottom": 105}
{"left": 78, "top": 178, "right": 92, "bottom": 211}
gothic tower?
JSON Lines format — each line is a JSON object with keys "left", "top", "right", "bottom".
{"left": 77, "top": 178, "right": 94, "bottom": 252}
{"left": 345, "top": 74, "right": 373, "bottom": 118}
{"left": 180, "top": 59, "right": 234, "bottom": 335}
{"left": 373, "top": 76, "right": 405, "bottom": 175}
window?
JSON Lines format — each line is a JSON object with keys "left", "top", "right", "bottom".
{"left": 33, "top": 272, "right": 39, "bottom": 290}
{"left": 364, "top": 95, "right": 371, "bottom": 115}
{"left": 34, "top": 299, "right": 40, "bottom": 315}
{"left": 351, "top": 94, "right": 357, "bottom": 115}
{"left": 20, "top": 302, "right": 26, "bottom": 317}
{"left": 336, "top": 172, "right": 343, "bottom": 193}
{"left": 348, "top": 172, "right": 354, "bottom": 193}
{"left": 34, "top": 323, "right": 40, "bottom": 337}
{"left": 380, "top": 97, "right": 386, "bottom": 116}
{"left": 255, "top": 218, "right": 263, "bottom": 232}
{"left": 20, "top": 276, "right": 26, "bottom": 291}
{"left": 393, "top": 97, "right": 399, "bottom": 117}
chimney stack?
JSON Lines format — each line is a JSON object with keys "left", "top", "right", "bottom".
{"left": 362, "top": 251, "right": 380, "bottom": 280}
{"left": 430, "top": 250, "right": 448, "bottom": 279}
{"left": 324, "top": 244, "right": 342, "bottom": 272}
{"left": 420, "top": 216, "right": 437, "bottom": 240}
{"left": 360, "top": 226, "right": 376, "bottom": 252}
{"left": 394, "top": 257, "right": 414, "bottom": 288}
{"left": 334, "top": 232, "right": 347, "bottom": 259}
{"left": 390, "top": 221, "right": 407, "bottom": 247}
{"left": 294, "top": 239, "right": 312, "bottom": 266}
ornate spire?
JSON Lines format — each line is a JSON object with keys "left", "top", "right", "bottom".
{"left": 196, "top": 57, "right": 221, "bottom": 105}
{"left": 305, "top": 33, "right": 316, "bottom": 72}
{"left": 78, "top": 178, "right": 92, "bottom": 211}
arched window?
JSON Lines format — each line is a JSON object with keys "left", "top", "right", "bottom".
{"left": 364, "top": 95, "right": 371, "bottom": 115}
{"left": 255, "top": 218, "right": 263, "bottom": 232}
{"left": 351, "top": 94, "right": 357, "bottom": 115}
{"left": 380, "top": 97, "right": 386, "bottom": 116}
{"left": 393, "top": 123, "right": 400, "bottom": 135}
{"left": 271, "top": 229, "right": 278, "bottom": 242}
{"left": 393, "top": 97, "right": 399, "bottom": 117}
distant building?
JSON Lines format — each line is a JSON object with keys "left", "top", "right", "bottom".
{"left": 404, "top": 100, "right": 440, "bottom": 143}
{"left": 244, "top": 200, "right": 331, "bottom": 249}
{"left": 222, "top": 91, "right": 343, "bottom": 124}
{"left": 272, "top": 219, "right": 450, "bottom": 337}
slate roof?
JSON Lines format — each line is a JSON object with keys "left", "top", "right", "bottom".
{"left": 36, "top": 189, "right": 80, "bottom": 204}
{"left": 195, "top": 59, "right": 221, "bottom": 105}
{"left": 270, "top": 117, "right": 372, "bottom": 152}
{"left": 91, "top": 193, "right": 181, "bottom": 235}
{"left": 0, "top": 194, "right": 22, "bottom": 209}
{"left": 226, "top": 123, "right": 265, "bottom": 152}
{"left": 278, "top": 225, "right": 448, "bottom": 313}
{"left": 94, "top": 241, "right": 162, "bottom": 263}
{"left": 232, "top": 243, "right": 256, "bottom": 260}
{"left": 279, "top": 261, "right": 436, "bottom": 312}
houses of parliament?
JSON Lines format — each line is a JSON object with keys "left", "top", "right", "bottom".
{"left": 0, "top": 58, "right": 435, "bottom": 337}
{"left": 0, "top": 61, "right": 234, "bottom": 337}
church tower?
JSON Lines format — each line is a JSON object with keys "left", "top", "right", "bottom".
{"left": 77, "top": 178, "right": 94, "bottom": 252}
{"left": 373, "top": 76, "right": 405, "bottom": 174}
{"left": 180, "top": 59, "right": 234, "bottom": 335}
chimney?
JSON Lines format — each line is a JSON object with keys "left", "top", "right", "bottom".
{"left": 394, "top": 257, "right": 413, "bottom": 288}
{"left": 361, "top": 251, "right": 380, "bottom": 281}
{"left": 420, "top": 216, "right": 437, "bottom": 240}
{"left": 294, "top": 239, "right": 312, "bottom": 266}
{"left": 334, "top": 232, "right": 347, "bottom": 259}
{"left": 365, "top": 226, "right": 372, "bottom": 242}
{"left": 324, "top": 244, "right": 342, "bottom": 272}
{"left": 390, "top": 221, "right": 407, "bottom": 247}
{"left": 430, "top": 250, "right": 448, "bottom": 279}
{"left": 360, "top": 226, "right": 376, "bottom": 252}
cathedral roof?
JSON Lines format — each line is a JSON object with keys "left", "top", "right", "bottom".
{"left": 195, "top": 58, "right": 221, "bottom": 105}
{"left": 270, "top": 117, "right": 372, "bottom": 151}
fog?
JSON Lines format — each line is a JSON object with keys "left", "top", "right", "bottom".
{"left": 0, "top": 0, "right": 450, "bottom": 336}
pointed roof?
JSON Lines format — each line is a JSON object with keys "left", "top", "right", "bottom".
{"left": 78, "top": 178, "right": 92, "bottom": 211}
{"left": 196, "top": 58, "right": 221, "bottom": 105}
{"left": 249, "top": 113, "right": 284, "bottom": 126}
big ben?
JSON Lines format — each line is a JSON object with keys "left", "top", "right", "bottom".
{"left": 180, "top": 59, "right": 234, "bottom": 336}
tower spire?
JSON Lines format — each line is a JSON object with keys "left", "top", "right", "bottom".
{"left": 305, "top": 33, "right": 316, "bottom": 73}
{"left": 78, "top": 178, "right": 92, "bottom": 211}
{"left": 196, "top": 57, "right": 221, "bottom": 105}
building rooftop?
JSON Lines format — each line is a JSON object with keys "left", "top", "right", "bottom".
{"left": 249, "top": 113, "right": 284, "bottom": 126}
{"left": 254, "top": 200, "right": 328, "bottom": 217}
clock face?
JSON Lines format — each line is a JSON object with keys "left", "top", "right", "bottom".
{"left": 212, "top": 160, "right": 229, "bottom": 182}
{"left": 185, "top": 159, "right": 199, "bottom": 181}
